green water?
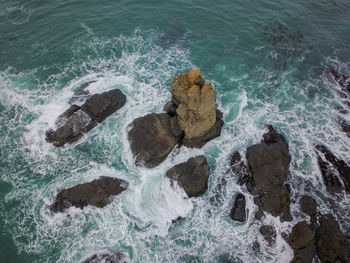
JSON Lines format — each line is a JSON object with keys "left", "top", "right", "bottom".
{"left": 1, "top": 1, "right": 350, "bottom": 262}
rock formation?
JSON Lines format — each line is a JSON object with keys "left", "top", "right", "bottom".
{"left": 287, "top": 213, "right": 349, "bottom": 263}
{"left": 289, "top": 221, "right": 316, "bottom": 263}
{"left": 166, "top": 155, "right": 210, "bottom": 197}
{"left": 316, "top": 144, "right": 350, "bottom": 193}
{"left": 230, "top": 193, "right": 246, "bottom": 222}
{"left": 128, "top": 113, "right": 182, "bottom": 168}
{"left": 166, "top": 68, "right": 224, "bottom": 148}
{"left": 46, "top": 89, "right": 126, "bottom": 147}
{"left": 315, "top": 214, "right": 348, "bottom": 263}
{"left": 128, "top": 68, "right": 224, "bottom": 168}
{"left": 50, "top": 176, "right": 128, "bottom": 213}
{"left": 244, "top": 125, "right": 292, "bottom": 222}
{"left": 299, "top": 195, "right": 317, "bottom": 223}
{"left": 81, "top": 252, "right": 127, "bottom": 263}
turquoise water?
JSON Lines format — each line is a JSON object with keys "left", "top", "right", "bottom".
{"left": 1, "top": 1, "right": 350, "bottom": 262}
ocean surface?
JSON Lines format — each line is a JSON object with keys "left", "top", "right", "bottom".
{"left": 1, "top": 1, "right": 350, "bottom": 262}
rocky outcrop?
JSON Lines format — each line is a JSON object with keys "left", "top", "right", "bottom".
{"left": 128, "top": 69, "right": 224, "bottom": 168}
{"left": 289, "top": 221, "right": 316, "bottom": 263}
{"left": 166, "top": 68, "right": 224, "bottom": 148}
{"left": 260, "top": 225, "right": 276, "bottom": 246}
{"left": 287, "top": 214, "right": 349, "bottom": 263}
{"left": 300, "top": 195, "right": 317, "bottom": 223}
{"left": 244, "top": 125, "right": 292, "bottom": 222}
{"left": 128, "top": 113, "right": 183, "bottom": 168}
{"left": 315, "top": 214, "right": 348, "bottom": 263}
{"left": 50, "top": 176, "right": 128, "bottom": 213}
{"left": 81, "top": 252, "right": 127, "bottom": 263}
{"left": 230, "top": 193, "right": 246, "bottom": 222}
{"left": 166, "top": 155, "right": 210, "bottom": 197}
{"left": 316, "top": 145, "right": 350, "bottom": 193}
{"left": 46, "top": 89, "right": 126, "bottom": 147}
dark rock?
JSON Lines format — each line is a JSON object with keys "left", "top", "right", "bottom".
{"left": 262, "top": 125, "right": 288, "bottom": 147}
{"left": 255, "top": 209, "right": 264, "bottom": 220}
{"left": 81, "top": 252, "right": 127, "bottom": 263}
{"left": 46, "top": 89, "right": 126, "bottom": 147}
{"left": 316, "top": 214, "right": 348, "bottom": 263}
{"left": 171, "top": 216, "right": 184, "bottom": 224}
{"left": 230, "top": 193, "right": 246, "bottom": 222}
{"left": 245, "top": 125, "right": 292, "bottom": 222}
{"left": 300, "top": 195, "right": 317, "bottom": 222}
{"left": 290, "top": 221, "right": 314, "bottom": 249}
{"left": 46, "top": 106, "right": 97, "bottom": 147}
{"left": 289, "top": 221, "right": 316, "bottom": 263}
{"left": 254, "top": 184, "right": 292, "bottom": 222}
{"left": 50, "top": 176, "right": 128, "bottom": 213}
{"left": 166, "top": 155, "right": 210, "bottom": 197}
{"left": 163, "top": 101, "right": 178, "bottom": 117}
{"left": 329, "top": 68, "right": 350, "bottom": 93}
{"left": 68, "top": 80, "right": 96, "bottom": 105}
{"left": 339, "top": 119, "right": 350, "bottom": 138}
{"left": 181, "top": 109, "right": 224, "bottom": 148}
{"left": 290, "top": 242, "right": 316, "bottom": 263}
{"left": 259, "top": 225, "right": 276, "bottom": 246}
{"left": 316, "top": 144, "right": 350, "bottom": 193}
{"left": 81, "top": 89, "right": 126, "bottom": 123}
{"left": 229, "top": 152, "right": 251, "bottom": 186}
{"left": 128, "top": 113, "right": 182, "bottom": 168}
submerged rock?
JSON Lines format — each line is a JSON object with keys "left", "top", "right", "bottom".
{"left": 81, "top": 252, "right": 127, "bottom": 263}
{"left": 245, "top": 125, "right": 292, "bottom": 222}
{"left": 50, "top": 176, "right": 128, "bottom": 213}
{"left": 315, "top": 214, "right": 348, "bottom": 263}
{"left": 128, "top": 113, "right": 183, "bottom": 168}
{"left": 166, "top": 155, "right": 210, "bottom": 197}
{"left": 316, "top": 144, "right": 350, "bottom": 193}
{"left": 46, "top": 89, "right": 126, "bottom": 147}
{"left": 68, "top": 80, "right": 96, "bottom": 105}
{"left": 230, "top": 193, "right": 246, "bottom": 222}
{"left": 300, "top": 195, "right": 317, "bottom": 223}
{"left": 329, "top": 68, "right": 350, "bottom": 93}
{"left": 167, "top": 68, "right": 224, "bottom": 148}
{"left": 229, "top": 152, "right": 251, "bottom": 186}
{"left": 259, "top": 225, "right": 276, "bottom": 246}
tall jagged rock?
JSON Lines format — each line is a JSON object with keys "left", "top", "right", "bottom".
{"left": 168, "top": 68, "right": 224, "bottom": 148}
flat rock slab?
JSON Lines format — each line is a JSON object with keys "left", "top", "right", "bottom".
{"left": 166, "top": 155, "right": 210, "bottom": 197}
{"left": 50, "top": 176, "right": 128, "bottom": 213}
{"left": 128, "top": 113, "right": 182, "bottom": 168}
{"left": 230, "top": 193, "right": 246, "bottom": 222}
{"left": 46, "top": 89, "right": 126, "bottom": 147}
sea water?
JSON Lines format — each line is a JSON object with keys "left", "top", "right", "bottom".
{"left": 1, "top": 1, "right": 350, "bottom": 262}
